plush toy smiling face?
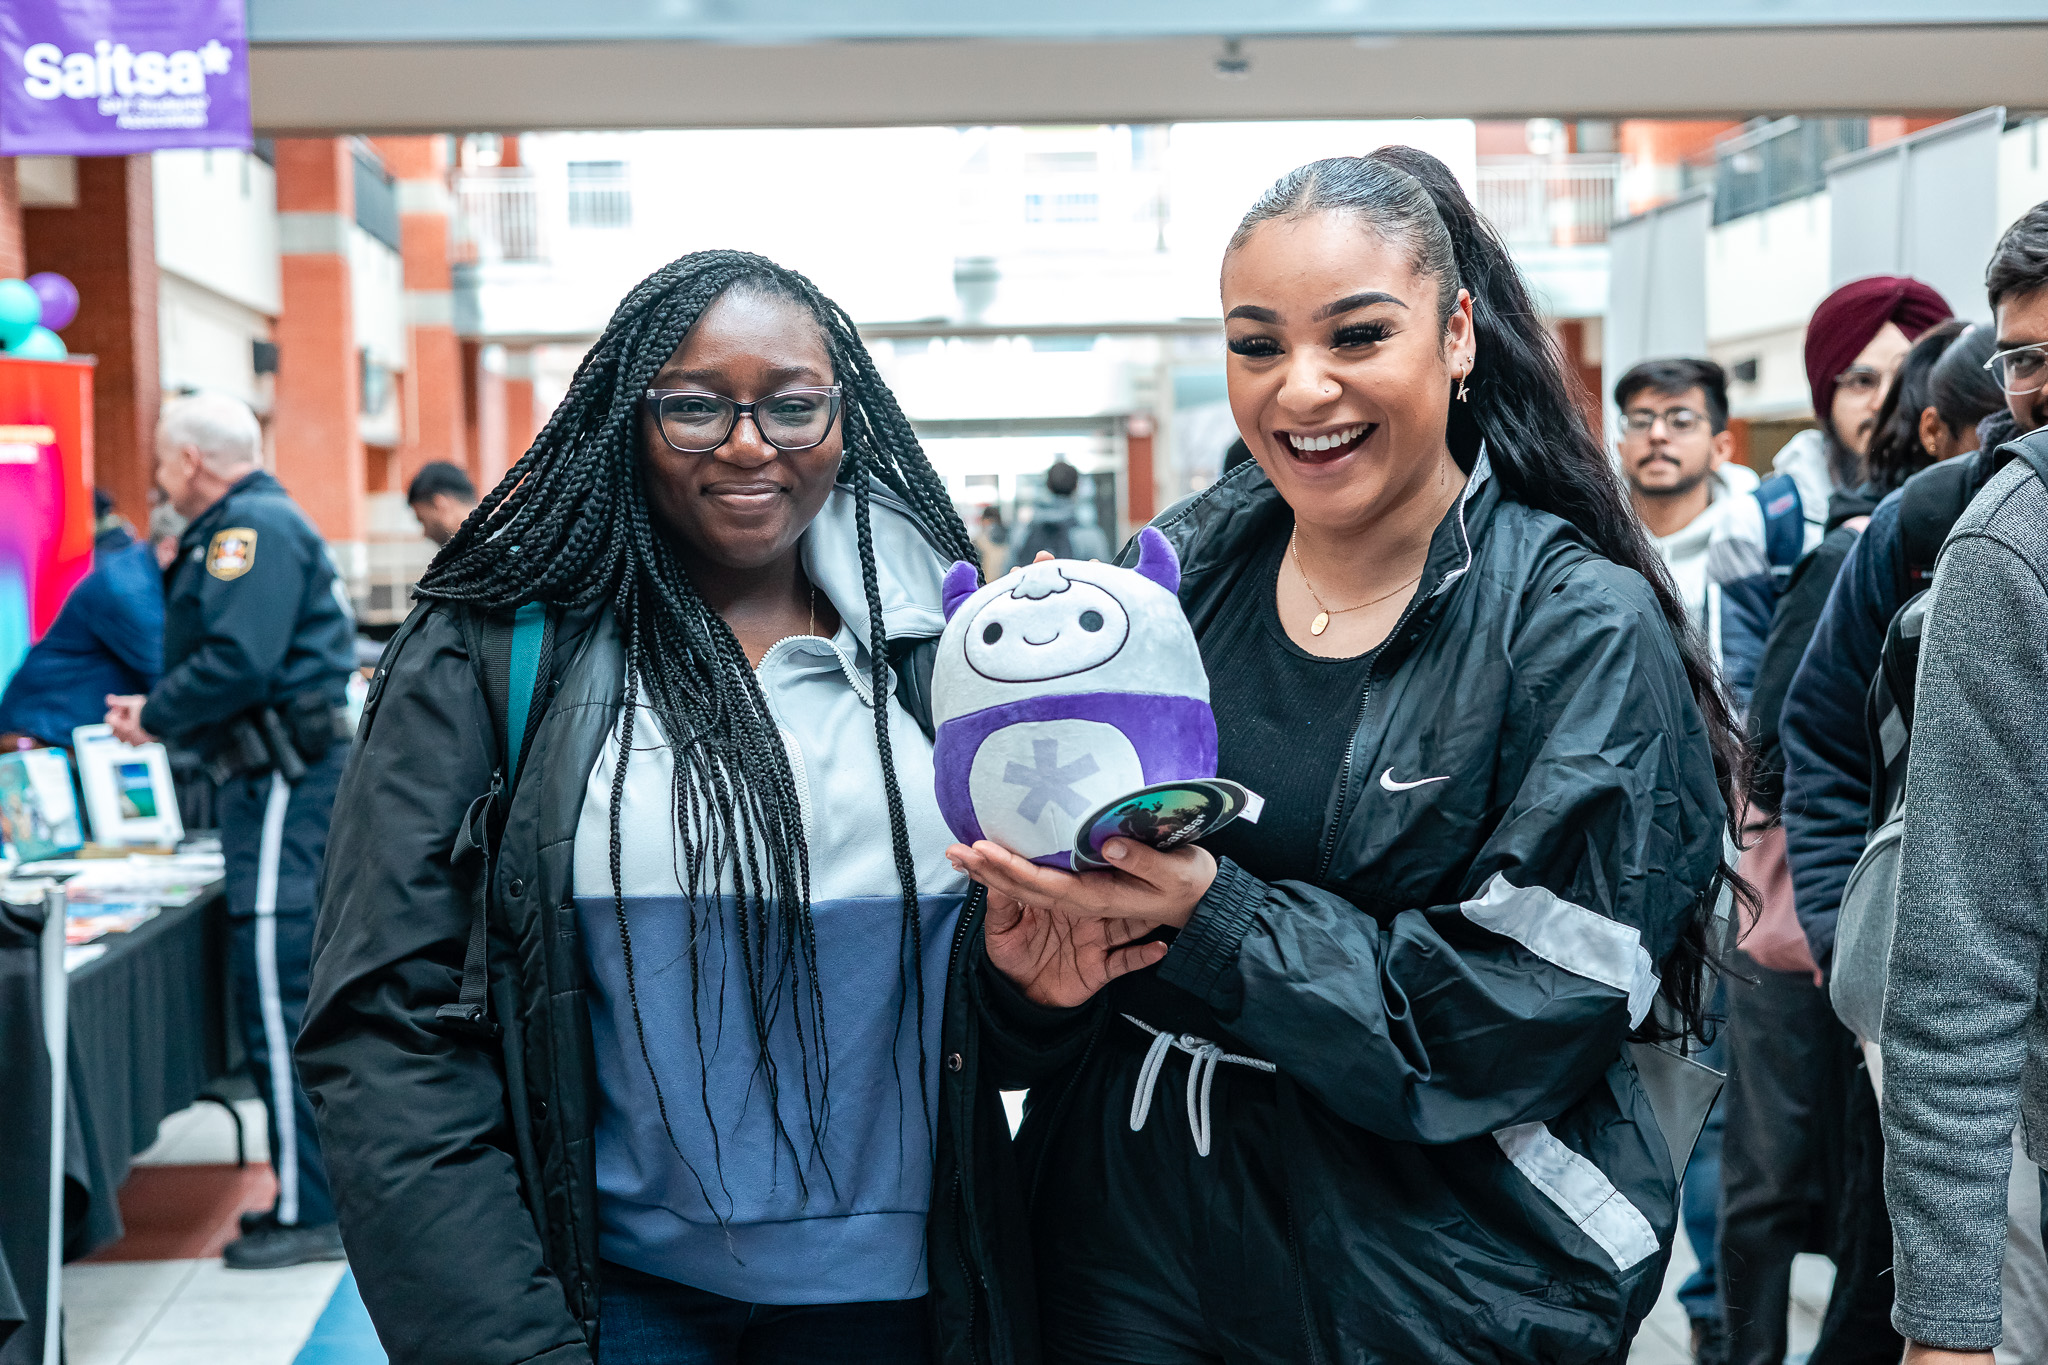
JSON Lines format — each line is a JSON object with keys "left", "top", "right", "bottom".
{"left": 932, "top": 526, "right": 1208, "bottom": 727}
{"left": 963, "top": 564, "right": 1132, "bottom": 683}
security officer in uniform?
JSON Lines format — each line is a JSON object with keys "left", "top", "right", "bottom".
{"left": 106, "top": 392, "right": 356, "bottom": 1270}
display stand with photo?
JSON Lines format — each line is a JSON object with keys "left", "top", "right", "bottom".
{"left": 69, "top": 725, "right": 184, "bottom": 848}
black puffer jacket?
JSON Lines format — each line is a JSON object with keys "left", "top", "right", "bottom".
{"left": 298, "top": 491, "right": 1034, "bottom": 1365}
{"left": 985, "top": 453, "right": 1727, "bottom": 1363}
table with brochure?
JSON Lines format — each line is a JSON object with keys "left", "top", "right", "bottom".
{"left": 1, "top": 848, "right": 232, "bottom": 1259}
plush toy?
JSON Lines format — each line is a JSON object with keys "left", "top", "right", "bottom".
{"left": 932, "top": 527, "right": 1218, "bottom": 865}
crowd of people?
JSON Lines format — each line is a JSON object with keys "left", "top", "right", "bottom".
{"left": 6, "top": 141, "right": 2047, "bottom": 1365}
{"left": 1616, "top": 205, "right": 2048, "bottom": 1365}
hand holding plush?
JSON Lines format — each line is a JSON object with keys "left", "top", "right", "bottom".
{"left": 931, "top": 528, "right": 1217, "bottom": 865}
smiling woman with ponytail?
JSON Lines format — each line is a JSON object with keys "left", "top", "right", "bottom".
{"left": 951, "top": 149, "right": 1743, "bottom": 1363}
{"left": 299, "top": 251, "right": 1036, "bottom": 1365}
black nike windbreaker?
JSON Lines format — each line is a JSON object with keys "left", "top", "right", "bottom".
{"left": 984, "top": 450, "right": 1727, "bottom": 1363}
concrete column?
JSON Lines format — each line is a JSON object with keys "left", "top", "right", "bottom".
{"left": 272, "top": 138, "right": 366, "bottom": 557}
{"left": 23, "top": 156, "right": 158, "bottom": 527}
{"left": 373, "top": 135, "right": 465, "bottom": 491}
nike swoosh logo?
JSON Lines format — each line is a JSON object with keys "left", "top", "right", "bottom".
{"left": 1380, "top": 768, "right": 1450, "bottom": 793}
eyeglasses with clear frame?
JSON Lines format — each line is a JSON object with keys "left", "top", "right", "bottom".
{"left": 1984, "top": 342, "right": 2048, "bottom": 396}
{"left": 642, "top": 386, "right": 844, "bottom": 453}
{"left": 1621, "top": 406, "right": 1708, "bottom": 435}
{"left": 1833, "top": 366, "right": 1889, "bottom": 397}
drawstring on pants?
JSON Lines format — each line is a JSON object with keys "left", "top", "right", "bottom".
{"left": 1123, "top": 1014, "right": 1275, "bottom": 1157}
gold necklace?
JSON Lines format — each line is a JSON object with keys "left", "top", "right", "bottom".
{"left": 1289, "top": 531, "right": 1423, "bottom": 637}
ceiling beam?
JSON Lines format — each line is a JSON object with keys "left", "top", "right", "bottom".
{"left": 249, "top": 28, "right": 2045, "bottom": 135}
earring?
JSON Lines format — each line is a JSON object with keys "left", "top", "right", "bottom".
{"left": 1455, "top": 372, "right": 1470, "bottom": 403}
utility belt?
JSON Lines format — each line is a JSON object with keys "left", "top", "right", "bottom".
{"left": 205, "top": 691, "right": 352, "bottom": 787}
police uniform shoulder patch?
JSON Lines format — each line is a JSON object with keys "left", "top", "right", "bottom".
{"left": 207, "top": 528, "right": 258, "bottom": 581}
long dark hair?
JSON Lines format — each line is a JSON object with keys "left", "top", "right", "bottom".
{"left": 416, "top": 250, "right": 977, "bottom": 1208}
{"left": 1864, "top": 319, "right": 1968, "bottom": 494}
{"left": 1231, "top": 148, "right": 1749, "bottom": 1041}
{"left": 1928, "top": 322, "right": 2005, "bottom": 445}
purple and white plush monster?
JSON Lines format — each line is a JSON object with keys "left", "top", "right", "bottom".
{"left": 932, "top": 527, "right": 1217, "bottom": 865}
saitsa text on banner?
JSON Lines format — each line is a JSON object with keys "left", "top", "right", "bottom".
{"left": 0, "top": 0, "right": 251, "bottom": 155}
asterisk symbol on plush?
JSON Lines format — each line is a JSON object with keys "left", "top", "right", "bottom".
{"left": 1004, "top": 739, "right": 1100, "bottom": 823}
{"left": 199, "top": 40, "right": 232, "bottom": 75}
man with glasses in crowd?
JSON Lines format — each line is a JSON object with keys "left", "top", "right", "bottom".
{"left": 1617, "top": 357, "right": 1751, "bottom": 653}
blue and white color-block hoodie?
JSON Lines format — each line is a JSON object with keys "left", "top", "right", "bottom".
{"left": 571, "top": 482, "right": 967, "bottom": 1305}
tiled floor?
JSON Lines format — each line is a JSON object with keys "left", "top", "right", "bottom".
{"left": 65, "top": 1259, "right": 353, "bottom": 1365}
{"left": 62, "top": 1098, "right": 383, "bottom": 1365}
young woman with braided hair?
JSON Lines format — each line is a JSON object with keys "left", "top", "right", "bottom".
{"left": 302, "top": 252, "right": 1036, "bottom": 1365}
{"left": 952, "top": 149, "right": 1738, "bottom": 1362}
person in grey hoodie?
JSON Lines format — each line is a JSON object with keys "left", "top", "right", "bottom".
{"left": 1880, "top": 204, "right": 2048, "bottom": 1365}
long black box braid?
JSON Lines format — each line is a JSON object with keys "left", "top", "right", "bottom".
{"left": 417, "top": 249, "right": 980, "bottom": 1216}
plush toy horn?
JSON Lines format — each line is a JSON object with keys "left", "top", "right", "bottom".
{"left": 942, "top": 561, "right": 980, "bottom": 621}
{"left": 1132, "top": 526, "right": 1180, "bottom": 596}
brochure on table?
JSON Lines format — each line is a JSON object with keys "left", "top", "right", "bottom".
{"left": 3, "top": 845, "right": 226, "bottom": 971}
{"left": 0, "top": 748, "right": 84, "bottom": 862}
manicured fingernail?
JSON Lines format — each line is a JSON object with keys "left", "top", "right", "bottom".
{"left": 1105, "top": 840, "right": 1128, "bottom": 861}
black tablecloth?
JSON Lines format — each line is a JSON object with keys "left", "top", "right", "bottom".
{"left": 64, "top": 885, "right": 232, "bottom": 1257}
{"left": 0, "top": 895, "right": 53, "bottom": 1365}
{"left": 0, "top": 878, "right": 231, "bottom": 1364}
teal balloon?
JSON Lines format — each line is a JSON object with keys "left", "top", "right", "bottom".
{"left": 12, "top": 326, "right": 67, "bottom": 360}
{"left": 0, "top": 279, "right": 39, "bottom": 348}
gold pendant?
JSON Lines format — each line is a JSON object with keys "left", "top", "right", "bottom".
{"left": 1311, "top": 611, "right": 1330, "bottom": 636}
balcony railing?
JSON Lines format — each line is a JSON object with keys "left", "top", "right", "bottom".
{"left": 452, "top": 170, "right": 544, "bottom": 264}
{"left": 1474, "top": 155, "right": 1622, "bottom": 248}
{"left": 1709, "top": 117, "right": 1868, "bottom": 226}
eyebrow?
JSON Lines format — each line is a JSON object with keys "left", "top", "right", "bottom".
{"left": 1314, "top": 291, "right": 1406, "bottom": 321}
{"left": 661, "top": 363, "right": 829, "bottom": 386}
{"left": 1224, "top": 292, "right": 1408, "bottom": 325}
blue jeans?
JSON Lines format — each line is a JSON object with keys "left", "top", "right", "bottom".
{"left": 597, "top": 1262, "right": 929, "bottom": 1365}
{"left": 1678, "top": 984, "right": 1728, "bottom": 1327}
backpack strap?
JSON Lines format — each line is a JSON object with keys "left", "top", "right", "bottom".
{"left": 2002, "top": 427, "right": 2048, "bottom": 490}
{"left": 1754, "top": 474, "right": 1806, "bottom": 573}
{"left": 504, "top": 602, "right": 552, "bottom": 780}
{"left": 1864, "top": 591, "right": 1929, "bottom": 832}
{"left": 1895, "top": 456, "right": 1978, "bottom": 601}
{"left": 436, "top": 602, "right": 556, "bottom": 1042}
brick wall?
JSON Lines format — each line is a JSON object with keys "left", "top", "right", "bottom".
{"left": 24, "top": 156, "right": 158, "bottom": 526}
{"left": 272, "top": 138, "right": 365, "bottom": 544}
{"left": 376, "top": 135, "right": 465, "bottom": 490}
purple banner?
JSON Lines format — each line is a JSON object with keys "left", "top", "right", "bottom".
{"left": 1, "top": 0, "right": 251, "bottom": 155}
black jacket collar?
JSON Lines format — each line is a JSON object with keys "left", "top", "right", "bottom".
{"left": 1135, "top": 447, "right": 1501, "bottom": 675}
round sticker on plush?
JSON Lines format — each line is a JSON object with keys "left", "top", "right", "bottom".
{"left": 930, "top": 527, "right": 1219, "bottom": 866}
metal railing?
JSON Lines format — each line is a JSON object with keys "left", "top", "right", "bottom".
{"left": 452, "top": 170, "right": 544, "bottom": 264}
{"left": 1710, "top": 117, "right": 1868, "bottom": 225}
{"left": 1474, "top": 155, "right": 1622, "bottom": 248}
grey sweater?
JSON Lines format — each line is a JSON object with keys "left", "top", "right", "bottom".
{"left": 1882, "top": 445, "right": 2048, "bottom": 1352}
